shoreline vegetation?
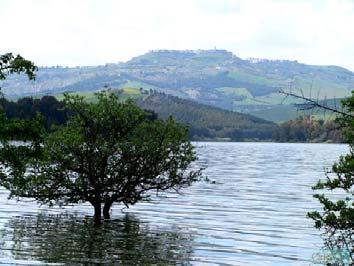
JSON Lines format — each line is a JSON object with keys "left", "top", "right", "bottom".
{"left": 0, "top": 91, "right": 343, "bottom": 143}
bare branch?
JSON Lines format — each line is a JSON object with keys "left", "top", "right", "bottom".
{"left": 279, "top": 89, "right": 353, "bottom": 118}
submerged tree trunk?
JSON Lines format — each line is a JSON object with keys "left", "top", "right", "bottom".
{"left": 103, "top": 200, "right": 113, "bottom": 220}
{"left": 94, "top": 203, "right": 102, "bottom": 224}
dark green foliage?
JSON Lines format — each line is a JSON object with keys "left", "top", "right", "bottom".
{"left": 0, "top": 92, "right": 201, "bottom": 222}
{"left": 274, "top": 116, "right": 343, "bottom": 143}
{"left": 307, "top": 94, "right": 354, "bottom": 264}
{"left": 0, "top": 53, "right": 41, "bottom": 183}
{"left": 0, "top": 112, "right": 44, "bottom": 142}
{"left": 0, "top": 52, "right": 38, "bottom": 137}
{"left": 0, "top": 93, "right": 278, "bottom": 141}
{"left": 136, "top": 92, "right": 277, "bottom": 141}
{"left": 1, "top": 92, "right": 346, "bottom": 143}
{"left": 0, "top": 96, "right": 68, "bottom": 130}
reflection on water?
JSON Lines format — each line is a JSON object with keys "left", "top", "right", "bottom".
{"left": 0, "top": 142, "right": 348, "bottom": 265}
{"left": 0, "top": 213, "right": 193, "bottom": 265}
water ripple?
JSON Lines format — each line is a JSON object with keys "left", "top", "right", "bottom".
{"left": 0, "top": 142, "right": 348, "bottom": 265}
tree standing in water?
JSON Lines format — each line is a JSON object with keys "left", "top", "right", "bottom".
{"left": 0, "top": 92, "right": 201, "bottom": 223}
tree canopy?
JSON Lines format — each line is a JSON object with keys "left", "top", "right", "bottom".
{"left": 0, "top": 96, "right": 68, "bottom": 131}
{"left": 0, "top": 92, "right": 201, "bottom": 222}
{"left": 274, "top": 116, "right": 343, "bottom": 143}
{"left": 0, "top": 53, "right": 37, "bottom": 82}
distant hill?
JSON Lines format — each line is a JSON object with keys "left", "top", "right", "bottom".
{"left": 135, "top": 92, "right": 277, "bottom": 141}
{"left": 2, "top": 49, "right": 353, "bottom": 122}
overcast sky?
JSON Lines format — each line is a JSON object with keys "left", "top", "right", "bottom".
{"left": 1, "top": 0, "right": 353, "bottom": 70}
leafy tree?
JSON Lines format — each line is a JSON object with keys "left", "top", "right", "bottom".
{"left": 0, "top": 53, "right": 37, "bottom": 83}
{"left": 0, "top": 92, "right": 201, "bottom": 223}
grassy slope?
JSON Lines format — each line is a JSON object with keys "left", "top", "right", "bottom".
{"left": 55, "top": 87, "right": 145, "bottom": 102}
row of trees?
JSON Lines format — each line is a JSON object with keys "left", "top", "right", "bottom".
{"left": 0, "top": 94, "right": 348, "bottom": 143}
{"left": 0, "top": 96, "right": 68, "bottom": 130}
{"left": 274, "top": 116, "right": 344, "bottom": 143}
{"left": 0, "top": 92, "right": 278, "bottom": 141}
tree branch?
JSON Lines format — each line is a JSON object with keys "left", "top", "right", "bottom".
{"left": 279, "top": 89, "right": 353, "bottom": 118}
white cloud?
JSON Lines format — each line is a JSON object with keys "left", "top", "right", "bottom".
{"left": 0, "top": 0, "right": 353, "bottom": 70}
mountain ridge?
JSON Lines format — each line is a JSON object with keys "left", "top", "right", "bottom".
{"left": 2, "top": 49, "right": 353, "bottom": 122}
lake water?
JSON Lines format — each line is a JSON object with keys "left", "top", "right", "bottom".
{"left": 0, "top": 142, "right": 348, "bottom": 265}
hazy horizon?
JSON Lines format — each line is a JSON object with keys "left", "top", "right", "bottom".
{"left": 26, "top": 48, "right": 353, "bottom": 72}
{"left": 1, "top": 0, "right": 353, "bottom": 71}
